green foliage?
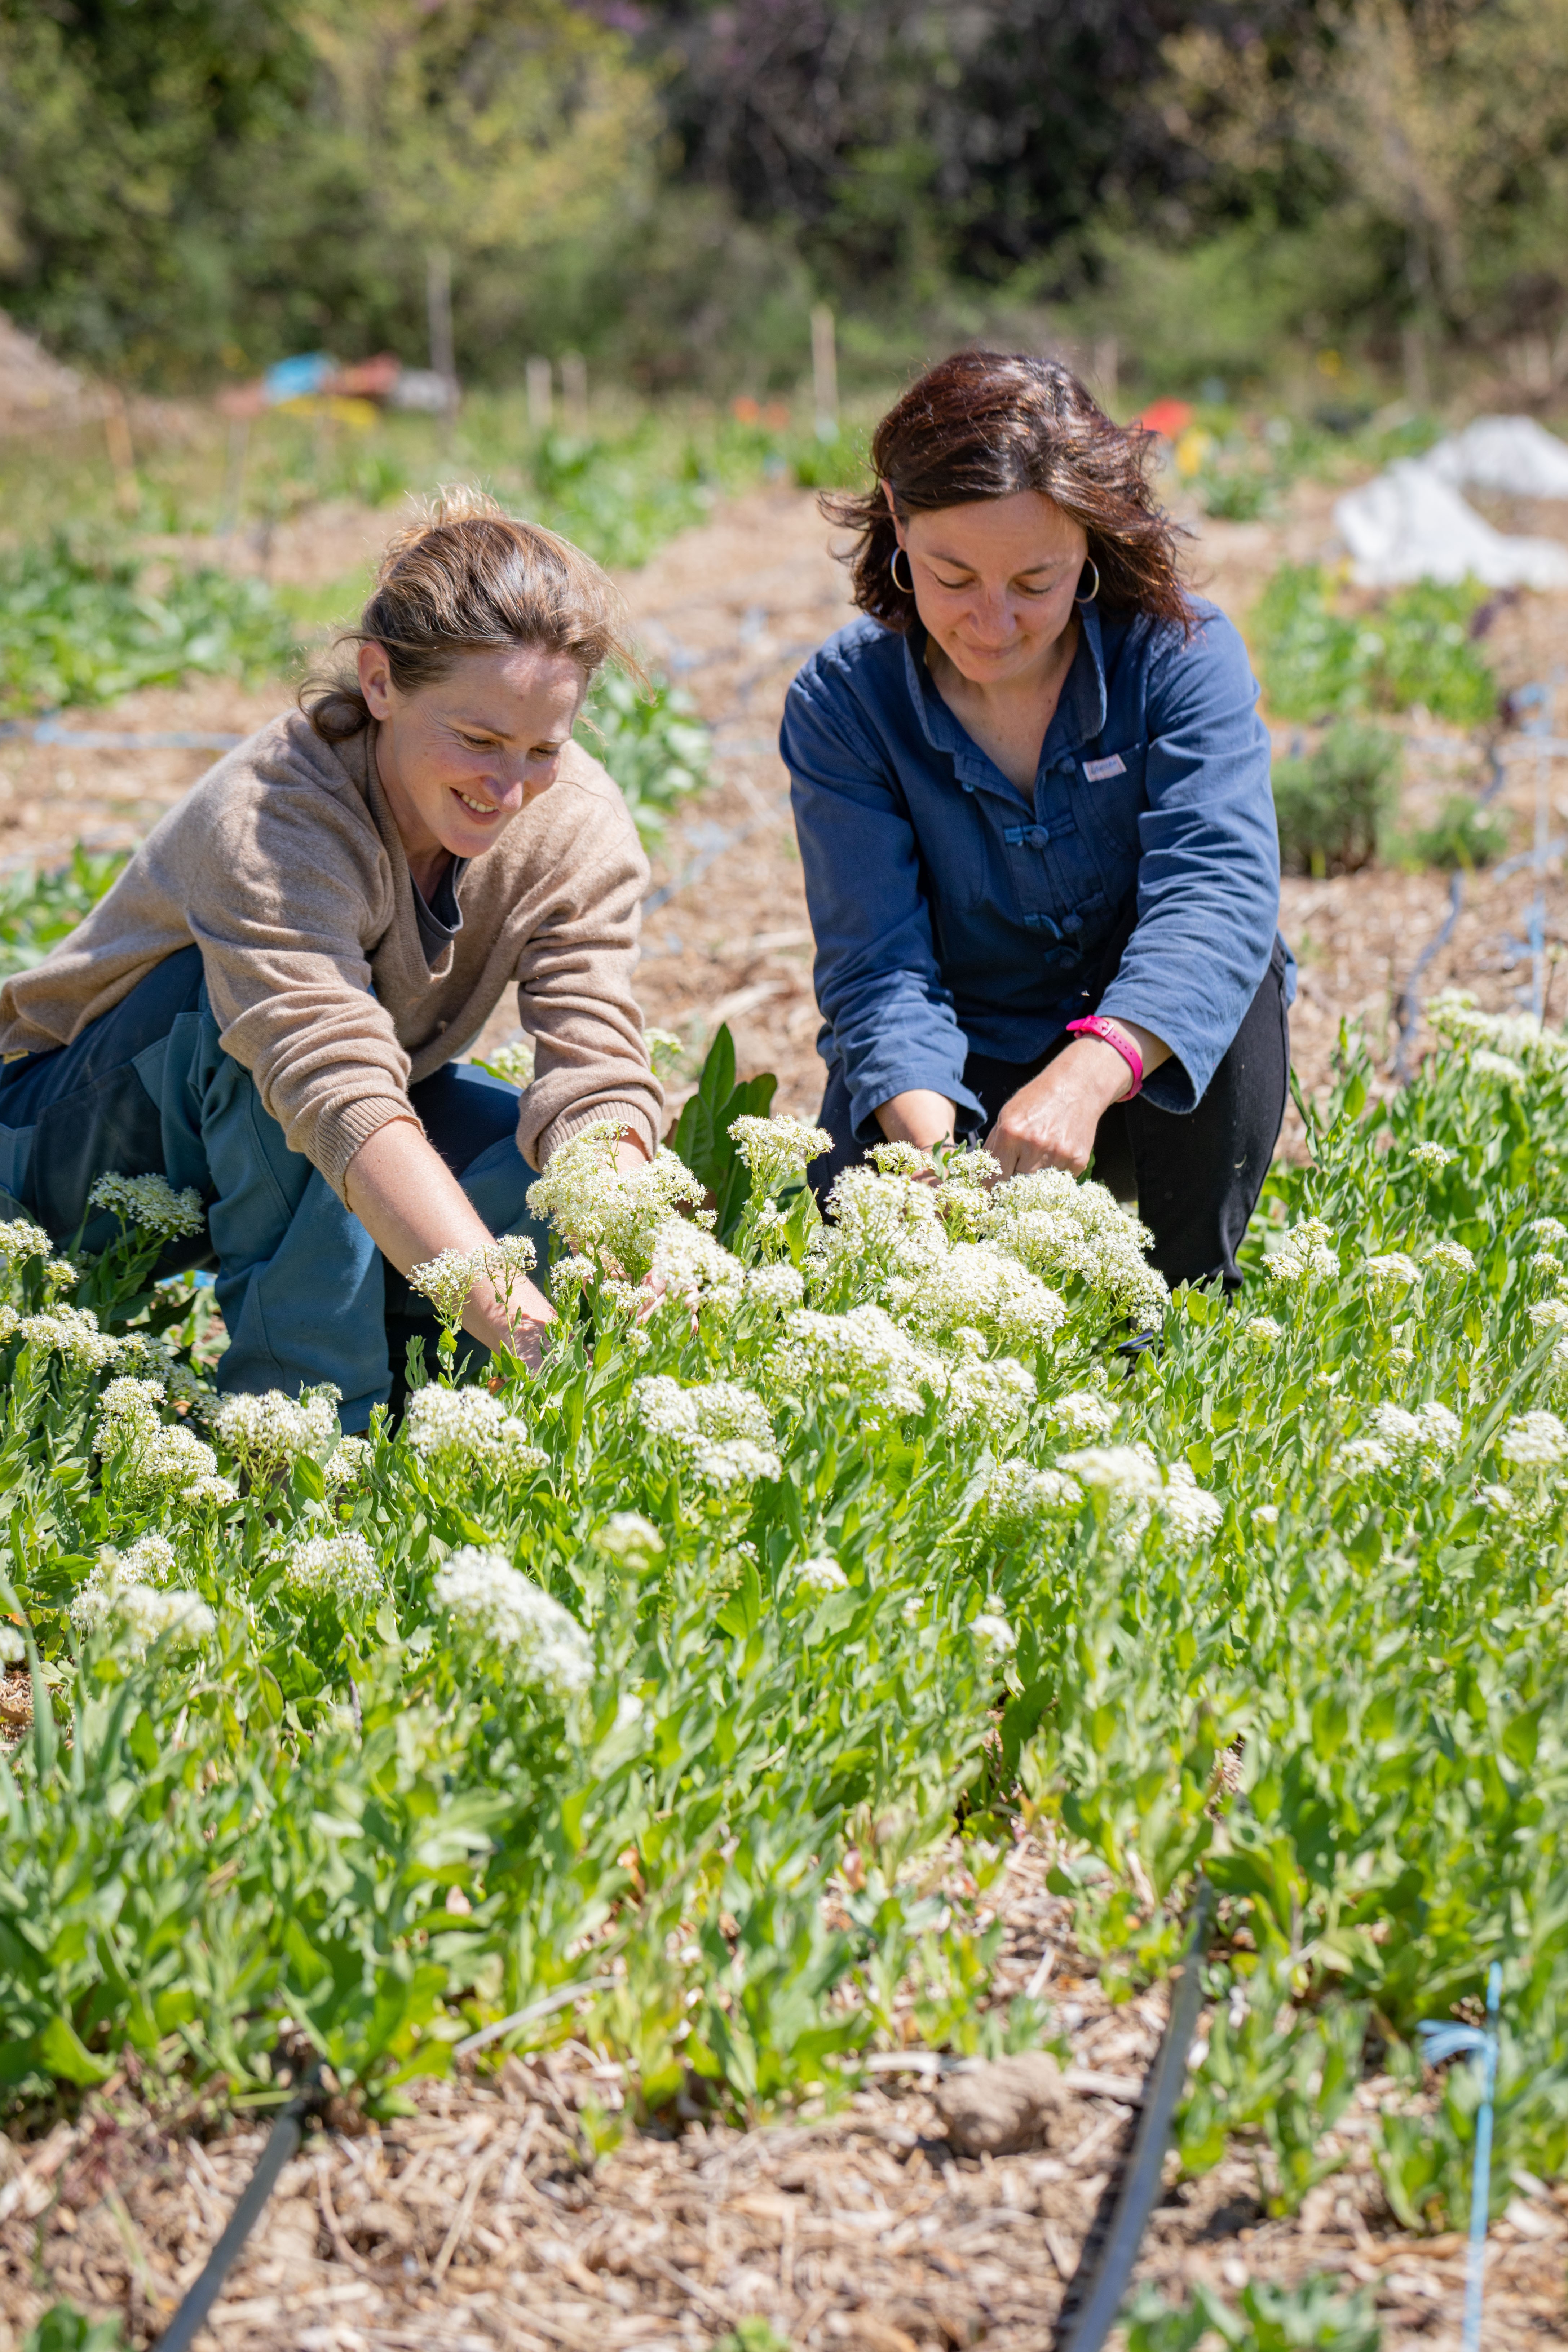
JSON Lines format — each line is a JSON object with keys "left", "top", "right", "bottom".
{"left": 714, "top": 2325, "right": 792, "bottom": 2352}
{"left": 583, "top": 668, "right": 710, "bottom": 845}
{"left": 1126, "top": 2273, "right": 1380, "bottom": 2352}
{"left": 22, "top": 2309, "right": 127, "bottom": 2352}
{"left": 1406, "top": 795, "right": 1513, "bottom": 872}
{"left": 0, "top": 849, "right": 127, "bottom": 980}
{"left": 1253, "top": 568, "right": 1497, "bottom": 727}
{"left": 0, "top": 538, "right": 299, "bottom": 716}
{"left": 670, "top": 1025, "right": 778, "bottom": 1243}
{"left": 1271, "top": 723, "right": 1402, "bottom": 877}
{"left": 9, "top": 944, "right": 1568, "bottom": 2234}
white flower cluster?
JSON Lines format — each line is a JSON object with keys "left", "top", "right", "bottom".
{"left": 795, "top": 1552, "right": 848, "bottom": 1593}
{"left": 1266, "top": 1217, "right": 1339, "bottom": 1289}
{"left": 323, "top": 1435, "right": 374, "bottom": 1491}
{"left": 595, "top": 1511, "right": 666, "bottom": 1569}
{"left": 403, "top": 1384, "right": 547, "bottom": 1477}
{"left": 93, "top": 1381, "right": 237, "bottom": 1510}
{"left": 729, "top": 1114, "right": 833, "bottom": 1195}
{"left": 0, "top": 1218, "right": 50, "bottom": 1277}
{"left": 1499, "top": 1411, "right": 1568, "bottom": 1468}
{"left": 1531, "top": 1217, "right": 1568, "bottom": 1247}
{"left": 1048, "top": 1388, "right": 1119, "bottom": 1442}
{"left": 1245, "top": 1315, "right": 1284, "bottom": 1347}
{"left": 1051, "top": 1441, "right": 1221, "bottom": 1542}
{"left": 1364, "top": 1251, "right": 1421, "bottom": 1290}
{"left": 745, "top": 1262, "right": 806, "bottom": 1313}
{"left": 889, "top": 1239, "right": 1066, "bottom": 1357}
{"left": 1339, "top": 1399, "right": 1463, "bottom": 1476}
{"left": 112, "top": 1328, "right": 203, "bottom": 1400}
{"left": 810, "top": 1165, "right": 948, "bottom": 1294}
{"left": 0, "top": 1626, "right": 23, "bottom": 1663}
{"left": 1528, "top": 1298, "right": 1568, "bottom": 1340}
{"left": 1427, "top": 991, "right": 1568, "bottom": 1074}
{"left": 777, "top": 1303, "right": 942, "bottom": 1421}
{"left": 1423, "top": 1240, "right": 1475, "bottom": 1281}
{"left": 18, "top": 1303, "right": 120, "bottom": 1370}
{"left": 87, "top": 1172, "right": 206, "bottom": 1239}
{"left": 478, "top": 1036, "right": 536, "bottom": 1087}
{"left": 1057, "top": 1441, "right": 1165, "bottom": 1499}
{"left": 214, "top": 1387, "right": 340, "bottom": 1483}
{"left": 644, "top": 1219, "right": 746, "bottom": 1320}
{"left": 978, "top": 1168, "right": 1168, "bottom": 1325}
{"left": 72, "top": 1542, "right": 212, "bottom": 1650}
{"left": 1408, "top": 1140, "right": 1456, "bottom": 1174}
{"left": 977, "top": 1458, "right": 1085, "bottom": 1524}
{"left": 432, "top": 1546, "right": 593, "bottom": 1695}
{"left": 283, "top": 1530, "right": 384, "bottom": 1602}
{"left": 971, "top": 1611, "right": 1015, "bottom": 1651}
{"left": 632, "top": 1374, "right": 782, "bottom": 1488}
{"left": 409, "top": 1234, "right": 537, "bottom": 1325}
{"left": 526, "top": 1120, "right": 708, "bottom": 1278}
{"left": 96, "top": 1376, "right": 169, "bottom": 1454}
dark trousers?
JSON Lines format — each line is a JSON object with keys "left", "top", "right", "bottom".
{"left": 811, "top": 942, "right": 1290, "bottom": 1292}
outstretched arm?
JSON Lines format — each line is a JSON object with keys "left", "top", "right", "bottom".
{"left": 344, "top": 1118, "right": 648, "bottom": 1369}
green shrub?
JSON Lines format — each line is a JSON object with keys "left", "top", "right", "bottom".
{"left": 584, "top": 667, "right": 710, "bottom": 844}
{"left": 1253, "top": 565, "right": 1496, "bottom": 726}
{"left": 1408, "top": 794, "right": 1513, "bottom": 871}
{"left": 1272, "top": 722, "right": 1402, "bottom": 876}
{"left": 0, "top": 538, "right": 300, "bottom": 716}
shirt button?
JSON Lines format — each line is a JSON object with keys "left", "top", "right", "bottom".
{"left": 1025, "top": 825, "right": 1051, "bottom": 848}
{"left": 961, "top": 778, "right": 976, "bottom": 794}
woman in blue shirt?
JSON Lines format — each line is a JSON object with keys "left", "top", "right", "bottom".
{"left": 780, "top": 350, "right": 1291, "bottom": 1291}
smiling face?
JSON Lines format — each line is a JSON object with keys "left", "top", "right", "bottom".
{"left": 892, "top": 488, "right": 1089, "bottom": 690}
{"left": 358, "top": 639, "right": 588, "bottom": 888}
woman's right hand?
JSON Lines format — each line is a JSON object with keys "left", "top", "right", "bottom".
{"left": 344, "top": 1117, "right": 557, "bottom": 1371}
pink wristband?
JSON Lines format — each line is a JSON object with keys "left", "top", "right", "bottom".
{"left": 1065, "top": 1016, "right": 1143, "bottom": 1100}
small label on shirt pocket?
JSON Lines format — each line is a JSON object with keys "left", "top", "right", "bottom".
{"left": 1082, "top": 752, "right": 1127, "bottom": 781}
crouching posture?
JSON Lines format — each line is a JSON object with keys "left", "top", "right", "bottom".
{"left": 0, "top": 494, "right": 662, "bottom": 1426}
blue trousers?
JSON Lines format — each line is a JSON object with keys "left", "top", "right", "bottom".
{"left": 0, "top": 948, "right": 547, "bottom": 1430}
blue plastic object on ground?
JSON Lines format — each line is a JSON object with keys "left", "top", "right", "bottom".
{"left": 1418, "top": 1959, "right": 1503, "bottom": 2352}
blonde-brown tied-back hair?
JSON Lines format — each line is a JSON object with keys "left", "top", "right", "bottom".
{"left": 301, "top": 487, "right": 642, "bottom": 743}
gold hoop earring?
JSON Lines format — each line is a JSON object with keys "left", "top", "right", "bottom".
{"left": 1074, "top": 558, "right": 1101, "bottom": 606}
{"left": 890, "top": 546, "right": 914, "bottom": 595}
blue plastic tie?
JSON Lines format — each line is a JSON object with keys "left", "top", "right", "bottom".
{"left": 1418, "top": 1960, "right": 1502, "bottom": 2352}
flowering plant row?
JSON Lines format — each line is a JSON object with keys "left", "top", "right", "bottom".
{"left": 3, "top": 993, "right": 1568, "bottom": 2228}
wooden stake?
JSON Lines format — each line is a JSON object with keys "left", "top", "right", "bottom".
{"left": 561, "top": 351, "right": 588, "bottom": 434}
{"left": 102, "top": 386, "right": 138, "bottom": 514}
{"left": 426, "top": 246, "right": 458, "bottom": 441}
{"left": 810, "top": 304, "right": 838, "bottom": 439}
{"left": 526, "top": 356, "right": 553, "bottom": 434}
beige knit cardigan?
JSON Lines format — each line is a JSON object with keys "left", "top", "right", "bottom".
{"left": 0, "top": 711, "right": 663, "bottom": 1196}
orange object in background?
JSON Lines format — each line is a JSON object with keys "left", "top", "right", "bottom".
{"left": 1133, "top": 397, "right": 1195, "bottom": 439}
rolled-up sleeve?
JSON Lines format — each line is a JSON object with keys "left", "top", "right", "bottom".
{"left": 782, "top": 663, "right": 984, "bottom": 1141}
{"left": 1096, "top": 613, "right": 1280, "bottom": 1113}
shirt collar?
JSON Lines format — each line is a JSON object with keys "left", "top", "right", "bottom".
{"left": 900, "top": 606, "right": 1110, "bottom": 780}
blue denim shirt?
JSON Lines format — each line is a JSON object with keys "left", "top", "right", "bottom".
{"left": 780, "top": 599, "right": 1291, "bottom": 1141}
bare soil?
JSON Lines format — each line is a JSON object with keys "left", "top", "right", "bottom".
{"left": 3, "top": 1837, "right": 1562, "bottom": 2351}
{"left": 4, "top": 478, "right": 1568, "bottom": 2349}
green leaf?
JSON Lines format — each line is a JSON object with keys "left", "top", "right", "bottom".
{"left": 39, "top": 2014, "right": 112, "bottom": 2087}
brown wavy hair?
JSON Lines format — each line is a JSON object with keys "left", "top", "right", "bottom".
{"left": 302, "top": 487, "right": 642, "bottom": 743}
{"left": 825, "top": 351, "right": 1193, "bottom": 634}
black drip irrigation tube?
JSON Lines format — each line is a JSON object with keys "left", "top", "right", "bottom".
{"left": 149, "top": 1894, "right": 1215, "bottom": 2352}
{"left": 1052, "top": 1878, "right": 1215, "bottom": 2352}
{"left": 153, "top": 2066, "right": 324, "bottom": 2352}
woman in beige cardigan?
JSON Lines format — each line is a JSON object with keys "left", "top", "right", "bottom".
{"left": 0, "top": 493, "right": 663, "bottom": 1427}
